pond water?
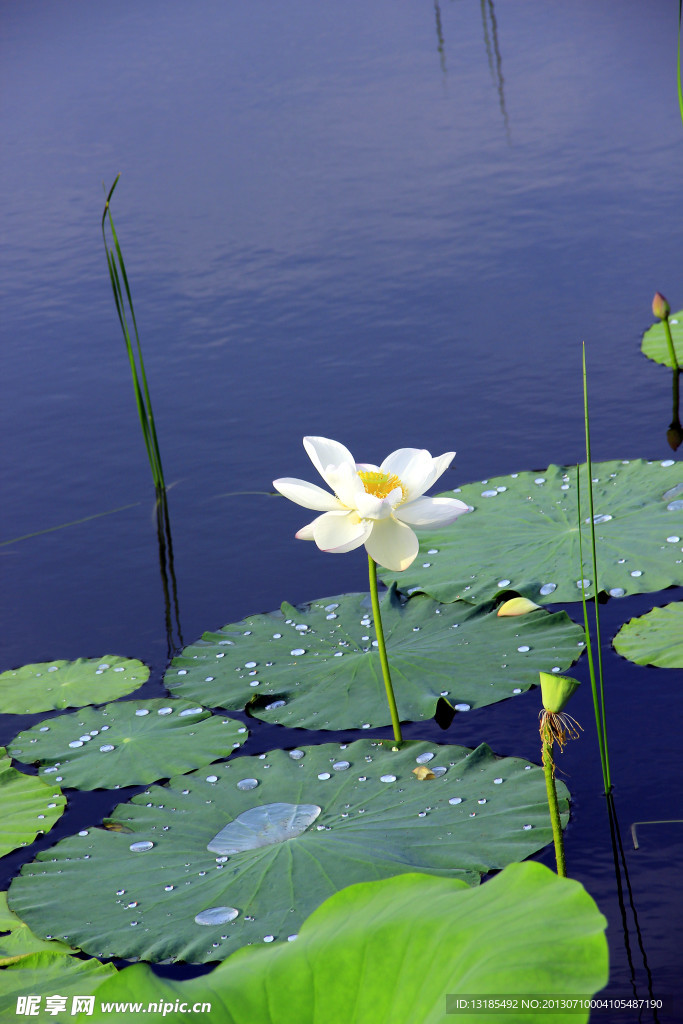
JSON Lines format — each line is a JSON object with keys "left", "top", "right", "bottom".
{"left": 1, "top": 1, "right": 682, "bottom": 1019}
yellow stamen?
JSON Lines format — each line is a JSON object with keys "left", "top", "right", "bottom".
{"left": 357, "top": 470, "right": 406, "bottom": 502}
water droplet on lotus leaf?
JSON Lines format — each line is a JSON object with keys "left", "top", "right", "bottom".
{"left": 99, "top": 744, "right": 115, "bottom": 752}
{"left": 129, "top": 841, "right": 154, "bottom": 853}
{"left": 194, "top": 907, "right": 239, "bottom": 926}
{"left": 667, "top": 499, "right": 683, "bottom": 511}
{"left": 237, "top": 778, "right": 259, "bottom": 791}
{"left": 497, "top": 579, "right": 511, "bottom": 587}
{"left": 454, "top": 703, "right": 471, "bottom": 712}
{"left": 290, "top": 649, "right": 306, "bottom": 657}
{"left": 416, "top": 752, "right": 435, "bottom": 764}
{"left": 380, "top": 774, "right": 396, "bottom": 783}
{"left": 207, "top": 803, "right": 322, "bottom": 855}
{"left": 448, "top": 797, "right": 462, "bottom": 805}
{"left": 539, "top": 583, "right": 557, "bottom": 596}
{"left": 609, "top": 588, "right": 625, "bottom": 598}
{"left": 332, "top": 761, "right": 350, "bottom": 771}
{"left": 179, "top": 707, "right": 203, "bottom": 717}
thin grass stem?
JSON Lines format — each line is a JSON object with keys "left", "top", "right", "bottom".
{"left": 579, "top": 345, "right": 612, "bottom": 793}
{"left": 102, "top": 175, "right": 166, "bottom": 492}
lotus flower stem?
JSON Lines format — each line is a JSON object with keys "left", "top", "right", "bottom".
{"left": 541, "top": 722, "right": 566, "bottom": 877}
{"left": 368, "top": 555, "right": 403, "bottom": 744}
{"left": 663, "top": 317, "right": 680, "bottom": 373}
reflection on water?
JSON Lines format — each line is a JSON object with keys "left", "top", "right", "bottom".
{"left": 480, "top": 0, "right": 509, "bottom": 138}
{"left": 667, "top": 369, "right": 682, "bottom": 451}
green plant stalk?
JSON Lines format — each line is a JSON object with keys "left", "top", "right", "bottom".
{"left": 102, "top": 175, "right": 166, "bottom": 491}
{"left": 580, "top": 346, "right": 612, "bottom": 793}
{"left": 662, "top": 315, "right": 680, "bottom": 372}
{"left": 368, "top": 555, "right": 403, "bottom": 744}
{"left": 576, "top": 490, "right": 609, "bottom": 794}
{"left": 541, "top": 728, "right": 566, "bottom": 877}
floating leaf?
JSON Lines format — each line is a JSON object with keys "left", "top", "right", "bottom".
{"left": 0, "top": 952, "right": 116, "bottom": 1016}
{"left": 0, "top": 892, "right": 75, "bottom": 966}
{"left": 8, "top": 740, "right": 568, "bottom": 964}
{"left": 80, "top": 863, "right": 607, "bottom": 1024}
{"left": 0, "top": 656, "right": 149, "bottom": 714}
{"left": 613, "top": 602, "right": 683, "bottom": 668}
{"left": 642, "top": 310, "right": 683, "bottom": 368}
{"left": 0, "top": 748, "right": 65, "bottom": 858}
{"left": 164, "top": 588, "right": 584, "bottom": 730}
{"left": 379, "top": 460, "right": 683, "bottom": 605}
{"left": 8, "top": 700, "right": 247, "bottom": 790}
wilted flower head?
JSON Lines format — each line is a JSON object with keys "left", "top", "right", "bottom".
{"left": 273, "top": 436, "right": 470, "bottom": 571}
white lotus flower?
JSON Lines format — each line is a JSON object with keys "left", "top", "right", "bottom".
{"left": 273, "top": 436, "right": 470, "bottom": 571}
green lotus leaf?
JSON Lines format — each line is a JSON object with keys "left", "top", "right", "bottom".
{"left": 0, "top": 891, "right": 75, "bottom": 966}
{"left": 613, "top": 602, "right": 683, "bottom": 668}
{"left": 8, "top": 740, "right": 568, "bottom": 965}
{"left": 78, "top": 863, "right": 607, "bottom": 1024}
{"left": 8, "top": 700, "right": 247, "bottom": 790}
{"left": 641, "top": 310, "right": 683, "bottom": 368}
{"left": 379, "top": 459, "right": 683, "bottom": 605}
{"left": 164, "top": 588, "right": 584, "bottom": 730}
{"left": 0, "top": 656, "right": 149, "bottom": 714}
{"left": 0, "top": 952, "right": 116, "bottom": 1017}
{"left": 0, "top": 748, "right": 65, "bottom": 858}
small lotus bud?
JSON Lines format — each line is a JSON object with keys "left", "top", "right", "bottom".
{"left": 539, "top": 671, "right": 580, "bottom": 713}
{"left": 652, "top": 292, "right": 670, "bottom": 320}
{"left": 497, "top": 596, "right": 541, "bottom": 617}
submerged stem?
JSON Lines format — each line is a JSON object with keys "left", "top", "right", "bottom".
{"left": 368, "top": 555, "right": 403, "bottom": 744}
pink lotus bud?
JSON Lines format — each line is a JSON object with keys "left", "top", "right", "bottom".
{"left": 652, "top": 292, "right": 670, "bottom": 320}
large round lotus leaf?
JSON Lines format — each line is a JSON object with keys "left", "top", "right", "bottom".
{"left": 0, "top": 952, "right": 116, "bottom": 1017}
{"left": 8, "top": 740, "right": 568, "bottom": 964}
{"left": 0, "top": 656, "right": 149, "bottom": 714}
{"left": 82, "top": 863, "right": 607, "bottom": 1024}
{"left": 0, "top": 748, "right": 65, "bottom": 858}
{"left": 613, "top": 602, "right": 683, "bottom": 668}
{"left": 164, "top": 589, "right": 584, "bottom": 730}
{"left": 7, "top": 700, "right": 247, "bottom": 790}
{"left": 0, "top": 891, "right": 74, "bottom": 966}
{"left": 379, "top": 459, "right": 683, "bottom": 605}
{"left": 641, "top": 310, "right": 683, "bottom": 368}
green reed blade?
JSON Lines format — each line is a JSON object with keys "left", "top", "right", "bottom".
{"left": 102, "top": 175, "right": 165, "bottom": 491}
{"left": 576, "top": 466, "right": 609, "bottom": 794}
{"left": 579, "top": 344, "right": 612, "bottom": 793}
